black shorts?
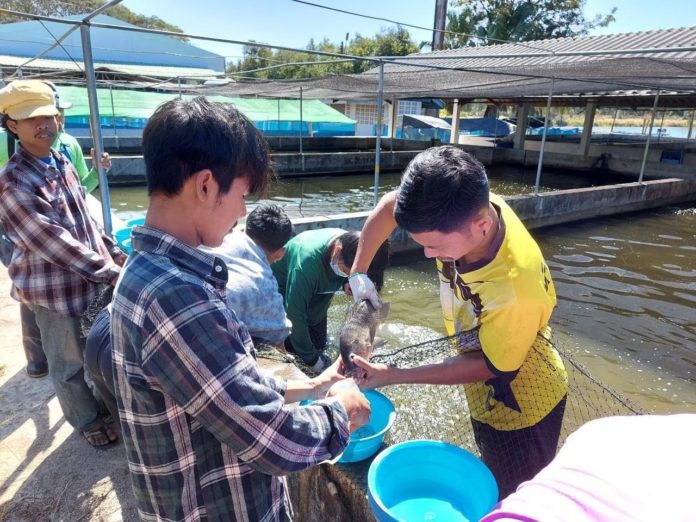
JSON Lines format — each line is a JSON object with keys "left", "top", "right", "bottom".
{"left": 471, "top": 395, "right": 567, "bottom": 500}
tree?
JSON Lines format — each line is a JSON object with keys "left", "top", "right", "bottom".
{"left": 0, "top": 0, "right": 185, "bottom": 36}
{"left": 228, "top": 27, "right": 419, "bottom": 80}
{"left": 445, "top": 0, "right": 616, "bottom": 48}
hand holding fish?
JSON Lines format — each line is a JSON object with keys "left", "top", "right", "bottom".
{"left": 347, "top": 273, "right": 380, "bottom": 308}
{"left": 350, "top": 354, "right": 395, "bottom": 389}
{"left": 339, "top": 299, "right": 390, "bottom": 377}
{"left": 309, "top": 357, "right": 348, "bottom": 400}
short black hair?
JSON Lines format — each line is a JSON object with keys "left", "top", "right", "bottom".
{"left": 0, "top": 114, "right": 18, "bottom": 141}
{"left": 142, "top": 97, "right": 270, "bottom": 197}
{"left": 325, "top": 231, "right": 390, "bottom": 291}
{"left": 395, "top": 145, "right": 490, "bottom": 233}
{"left": 245, "top": 202, "right": 294, "bottom": 251}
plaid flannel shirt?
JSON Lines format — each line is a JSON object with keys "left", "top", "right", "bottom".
{"left": 0, "top": 145, "right": 123, "bottom": 316}
{"left": 112, "top": 226, "right": 349, "bottom": 521}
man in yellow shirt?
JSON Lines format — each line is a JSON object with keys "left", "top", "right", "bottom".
{"left": 349, "top": 145, "right": 568, "bottom": 498}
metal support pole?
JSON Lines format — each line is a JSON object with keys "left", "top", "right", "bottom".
{"left": 450, "top": 98, "right": 461, "bottom": 144}
{"left": 299, "top": 87, "right": 304, "bottom": 171}
{"left": 80, "top": 24, "right": 112, "bottom": 235}
{"left": 373, "top": 60, "right": 384, "bottom": 206}
{"left": 177, "top": 76, "right": 181, "bottom": 99}
{"left": 687, "top": 110, "right": 695, "bottom": 140}
{"left": 534, "top": 78, "right": 554, "bottom": 195}
{"left": 109, "top": 84, "right": 116, "bottom": 134}
{"left": 639, "top": 89, "right": 660, "bottom": 183}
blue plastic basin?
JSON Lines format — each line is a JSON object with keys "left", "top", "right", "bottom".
{"left": 114, "top": 227, "right": 134, "bottom": 254}
{"left": 368, "top": 440, "right": 498, "bottom": 522}
{"left": 301, "top": 389, "right": 396, "bottom": 463}
{"left": 126, "top": 217, "right": 145, "bottom": 228}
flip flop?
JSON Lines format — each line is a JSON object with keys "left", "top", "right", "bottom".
{"left": 83, "top": 421, "right": 118, "bottom": 449}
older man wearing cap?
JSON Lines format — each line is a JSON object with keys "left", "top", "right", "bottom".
{"left": 1, "top": 82, "right": 113, "bottom": 379}
{"left": 0, "top": 80, "right": 125, "bottom": 448}
{"left": 1, "top": 82, "right": 111, "bottom": 191}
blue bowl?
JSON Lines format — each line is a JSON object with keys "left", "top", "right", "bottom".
{"left": 114, "top": 227, "right": 133, "bottom": 254}
{"left": 126, "top": 217, "right": 146, "bottom": 227}
{"left": 302, "top": 390, "right": 396, "bottom": 463}
{"left": 368, "top": 440, "right": 498, "bottom": 522}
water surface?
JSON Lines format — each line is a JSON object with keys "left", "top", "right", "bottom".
{"left": 106, "top": 168, "right": 696, "bottom": 413}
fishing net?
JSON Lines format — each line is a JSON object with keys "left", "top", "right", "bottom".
{"left": 276, "top": 299, "right": 644, "bottom": 507}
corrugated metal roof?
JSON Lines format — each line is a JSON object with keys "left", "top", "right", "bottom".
{"left": 195, "top": 26, "right": 696, "bottom": 103}
{"left": 381, "top": 25, "right": 696, "bottom": 71}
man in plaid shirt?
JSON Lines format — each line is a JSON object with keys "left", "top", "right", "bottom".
{"left": 0, "top": 80, "right": 125, "bottom": 447}
{"left": 111, "top": 97, "right": 370, "bottom": 521}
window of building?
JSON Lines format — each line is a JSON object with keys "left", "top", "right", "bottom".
{"left": 354, "top": 104, "right": 377, "bottom": 124}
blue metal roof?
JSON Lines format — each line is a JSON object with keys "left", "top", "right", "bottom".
{"left": 0, "top": 14, "right": 225, "bottom": 72}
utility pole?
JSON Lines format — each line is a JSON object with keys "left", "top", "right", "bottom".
{"left": 432, "top": 0, "right": 448, "bottom": 51}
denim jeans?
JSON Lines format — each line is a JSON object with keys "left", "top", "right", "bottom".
{"left": 29, "top": 304, "right": 100, "bottom": 431}
{"left": 84, "top": 307, "right": 118, "bottom": 422}
{"left": 19, "top": 303, "right": 47, "bottom": 365}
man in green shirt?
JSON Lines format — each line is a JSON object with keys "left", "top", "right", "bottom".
{"left": 272, "top": 228, "right": 389, "bottom": 374}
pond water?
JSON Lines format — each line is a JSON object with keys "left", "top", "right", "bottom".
{"left": 107, "top": 164, "right": 622, "bottom": 222}
{"left": 106, "top": 167, "right": 696, "bottom": 413}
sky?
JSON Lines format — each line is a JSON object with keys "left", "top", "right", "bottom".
{"left": 120, "top": 0, "right": 696, "bottom": 60}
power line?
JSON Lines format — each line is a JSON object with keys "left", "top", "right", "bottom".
{"left": 290, "top": 0, "right": 552, "bottom": 53}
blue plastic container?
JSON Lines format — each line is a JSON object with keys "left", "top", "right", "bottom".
{"left": 301, "top": 389, "right": 396, "bottom": 463}
{"left": 114, "top": 218, "right": 145, "bottom": 254}
{"left": 368, "top": 440, "right": 498, "bottom": 522}
{"left": 114, "top": 227, "right": 134, "bottom": 254}
{"left": 126, "top": 217, "right": 146, "bottom": 228}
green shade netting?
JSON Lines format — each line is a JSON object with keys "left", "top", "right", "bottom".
{"left": 59, "top": 86, "right": 355, "bottom": 123}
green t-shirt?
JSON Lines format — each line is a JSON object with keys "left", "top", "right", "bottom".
{"left": 1, "top": 130, "right": 99, "bottom": 193}
{"left": 272, "top": 228, "right": 346, "bottom": 364}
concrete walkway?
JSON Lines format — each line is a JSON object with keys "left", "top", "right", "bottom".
{"left": 0, "top": 266, "right": 139, "bottom": 521}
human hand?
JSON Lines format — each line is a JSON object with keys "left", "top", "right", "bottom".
{"left": 311, "top": 357, "right": 346, "bottom": 399}
{"left": 91, "top": 148, "right": 112, "bottom": 171}
{"left": 327, "top": 381, "right": 371, "bottom": 432}
{"left": 350, "top": 354, "right": 394, "bottom": 389}
{"left": 348, "top": 273, "right": 379, "bottom": 308}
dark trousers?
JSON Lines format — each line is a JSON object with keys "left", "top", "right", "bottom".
{"left": 471, "top": 395, "right": 567, "bottom": 500}
{"left": 84, "top": 307, "right": 118, "bottom": 423}
{"left": 20, "top": 302, "right": 47, "bottom": 365}
{"left": 284, "top": 316, "right": 327, "bottom": 365}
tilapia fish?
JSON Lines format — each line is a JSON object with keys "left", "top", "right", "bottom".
{"left": 339, "top": 299, "right": 390, "bottom": 377}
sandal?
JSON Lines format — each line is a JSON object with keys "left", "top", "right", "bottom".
{"left": 83, "top": 420, "right": 119, "bottom": 449}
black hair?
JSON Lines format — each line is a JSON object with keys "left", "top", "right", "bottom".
{"left": 394, "top": 145, "right": 490, "bottom": 233}
{"left": 324, "top": 231, "right": 390, "bottom": 291}
{"left": 1, "top": 114, "right": 18, "bottom": 141}
{"left": 245, "top": 202, "right": 294, "bottom": 252}
{"left": 142, "top": 97, "right": 271, "bottom": 197}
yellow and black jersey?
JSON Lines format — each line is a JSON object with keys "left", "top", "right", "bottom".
{"left": 437, "top": 193, "right": 568, "bottom": 431}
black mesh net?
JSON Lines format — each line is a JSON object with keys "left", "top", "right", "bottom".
{"left": 260, "top": 298, "right": 643, "bottom": 503}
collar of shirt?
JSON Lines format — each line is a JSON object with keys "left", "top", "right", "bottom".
{"left": 131, "top": 225, "right": 229, "bottom": 291}
{"left": 12, "top": 143, "right": 71, "bottom": 182}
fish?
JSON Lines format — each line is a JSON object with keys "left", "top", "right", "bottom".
{"left": 339, "top": 299, "right": 390, "bottom": 377}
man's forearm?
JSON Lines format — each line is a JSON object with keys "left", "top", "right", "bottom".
{"left": 351, "top": 190, "right": 397, "bottom": 274}
{"left": 387, "top": 351, "right": 494, "bottom": 386}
